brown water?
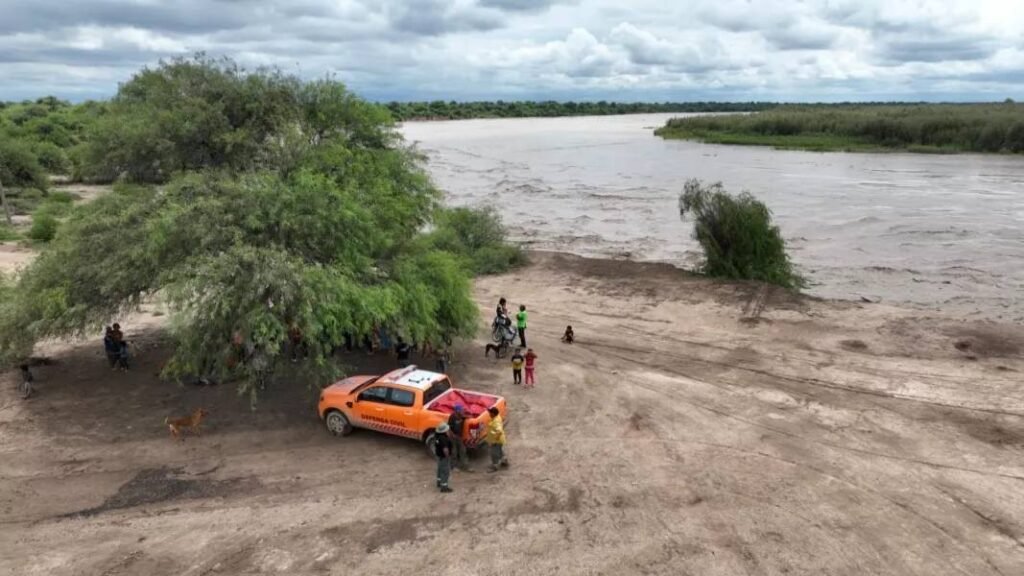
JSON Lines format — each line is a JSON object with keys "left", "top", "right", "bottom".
{"left": 402, "top": 114, "right": 1024, "bottom": 321}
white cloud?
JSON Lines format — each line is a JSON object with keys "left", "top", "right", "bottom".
{"left": 0, "top": 0, "right": 1021, "bottom": 101}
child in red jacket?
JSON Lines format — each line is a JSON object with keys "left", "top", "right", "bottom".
{"left": 524, "top": 348, "right": 537, "bottom": 388}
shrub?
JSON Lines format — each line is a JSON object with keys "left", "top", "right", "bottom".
{"left": 426, "top": 207, "right": 525, "bottom": 275}
{"left": 31, "top": 141, "right": 72, "bottom": 174}
{"left": 0, "top": 140, "right": 48, "bottom": 190}
{"left": 0, "top": 223, "right": 20, "bottom": 241}
{"left": 45, "top": 190, "right": 77, "bottom": 204}
{"left": 7, "top": 188, "right": 45, "bottom": 215}
{"left": 27, "top": 207, "right": 59, "bottom": 242}
{"left": 679, "top": 179, "right": 804, "bottom": 289}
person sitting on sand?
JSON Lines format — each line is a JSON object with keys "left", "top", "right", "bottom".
{"left": 562, "top": 325, "right": 574, "bottom": 344}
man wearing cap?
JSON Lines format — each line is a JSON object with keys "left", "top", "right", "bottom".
{"left": 448, "top": 405, "right": 472, "bottom": 472}
{"left": 433, "top": 422, "right": 455, "bottom": 493}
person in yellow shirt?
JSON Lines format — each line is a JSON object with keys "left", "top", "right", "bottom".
{"left": 510, "top": 348, "right": 524, "bottom": 385}
{"left": 485, "top": 406, "right": 509, "bottom": 472}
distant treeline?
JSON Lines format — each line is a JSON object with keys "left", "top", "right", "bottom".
{"left": 655, "top": 102, "right": 1024, "bottom": 153}
{"left": 385, "top": 100, "right": 777, "bottom": 120}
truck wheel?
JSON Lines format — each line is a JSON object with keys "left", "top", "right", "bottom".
{"left": 325, "top": 410, "right": 352, "bottom": 437}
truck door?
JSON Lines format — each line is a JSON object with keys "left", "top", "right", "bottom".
{"left": 386, "top": 387, "right": 420, "bottom": 439}
{"left": 352, "top": 385, "right": 390, "bottom": 431}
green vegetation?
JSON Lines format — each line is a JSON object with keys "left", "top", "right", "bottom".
{"left": 424, "top": 207, "right": 526, "bottom": 275}
{"left": 27, "top": 209, "right": 58, "bottom": 242}
{"left": 0, "top": 96, "right": 104, "bottom": 182}
{"left": 656, "top": 103, "right": 1024, "bottom": 153}
{"left": 0, "top": 223, "right": 20, "bottom": 242}
{"left": 0, "top": 57, "right": 523, "bottom": 401}
{"left": 0, "top": 140, "right": 49, "bottom": 191}
{"left": 679, "top": 180, "right": 804, "bottom": 290}
{"left": 386, "top": 100, "right": 775, "bottom": 120}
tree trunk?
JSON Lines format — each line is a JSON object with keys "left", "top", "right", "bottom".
{"left": 0, "top": 171, "right": 12, "bottom": 226}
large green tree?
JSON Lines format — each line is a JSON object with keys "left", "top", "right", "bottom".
{"left": 0, "top": 58, "right": 506, "bottom": 401}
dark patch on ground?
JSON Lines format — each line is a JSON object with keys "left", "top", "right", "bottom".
{"left": 840, "top": 339, "right": 869, "bottom": 351}
{"left": 940, "top": 411, "right": 1024, "bottom": 448}
{"left": 66, "top": 467, "right": 259, "bottom": 518}
{"left": 629, "top": 412, "right": 646, "bottom": 431}
{"left": 949, "top": 328, "right": 1023, "bottom": 358}
{"left": 506, "top": 486, "right": 584, "bottom": 520}
{"left": 364, "top": 519, "right": 421, "bottom": 553}
{"left": 533, "top": 251, "right": 809, "bottom": 311}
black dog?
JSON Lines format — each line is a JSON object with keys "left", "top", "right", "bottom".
{"left": 484, "top": 343, "right": 506, "bottom": 358}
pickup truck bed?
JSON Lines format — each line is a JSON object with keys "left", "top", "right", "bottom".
{"left": 425, "top": 389, "right": 500, "bottom": 417}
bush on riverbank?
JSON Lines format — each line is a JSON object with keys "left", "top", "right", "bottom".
{"left": 425, "top": 207, "right": 526, "bottom": 275}
{"left": 656, "top": 103, "right": 1024, "bottom": 153}
{"left": 679, "top": 180, "right": 804, "bottom": 289}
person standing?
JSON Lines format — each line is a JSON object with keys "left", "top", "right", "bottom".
{"left": 516, "top": 305, "right": 528, "bottom": 348}
{"left": 510, "top": 348, "right": 524, "bottom": 385}
{"left": 108, "top": 323, "right": 130, "bottom": 371}
{"left": 395, "top": 337, "right": 412, "bottom": 367}
{"left": 485, "top": 407, "right": 509, "bottom": 472}
{"left": 433, "top": 422, "right": 454, "bottom": 493}
{"left": 448, "top": 405, "right": 472, "bottom": 471}
{"left": 288, "top": 324, "right": 307, "bottom": 362}
{"left": 436, "top": 346, "right": 451, "bottom": 374}
{"left": 19, "top": 364, "right": 34, "bottom": 399}
{"left": 103, "top": 326, "right": 119, "bottom": 368}
{"left": 524, "top": 348, "right": 537, "bottom": 388}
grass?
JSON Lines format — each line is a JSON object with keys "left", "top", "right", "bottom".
{"left": 659, "top": 129, "right": 882, "bottom": 152}
{"left": 655, "top": 103, "right": 1024, "bottom": 154}
{"left": 0, "top": 223, "right": 21, "bottom": 242}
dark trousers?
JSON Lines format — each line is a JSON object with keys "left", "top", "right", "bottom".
{"left": 436, "top": 456, "right": 451, "bottom": 488}
{"left": 513, "top": 368, "right": 522, "bottom": 384}
{"left": 453, "top": 439, "right": 469, "bottom": 470}
{"left": 518, "top": 327, "right": 526, "bottom": 347}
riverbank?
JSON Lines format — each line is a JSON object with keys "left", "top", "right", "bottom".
{"left": 3, "top": 251, "right": 1023, "bottom": 575}
{"left": 655, "top": 103, "right": 1024, "bottom": 154}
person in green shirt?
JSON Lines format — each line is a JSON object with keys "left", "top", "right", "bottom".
{"left": 516, "top": 304, "right": 527, "bottom": 347}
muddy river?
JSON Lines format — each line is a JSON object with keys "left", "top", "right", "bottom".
{"left": 403, "top": 114, "right": 1024, "bottom": 321}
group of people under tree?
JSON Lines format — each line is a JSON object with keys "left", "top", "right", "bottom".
{"left": 244, "top": 321, "right": 454, "bottom": 377}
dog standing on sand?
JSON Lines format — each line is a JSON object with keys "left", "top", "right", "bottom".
{"left": 165, "top": 408, "right": 208, "bottom": 441}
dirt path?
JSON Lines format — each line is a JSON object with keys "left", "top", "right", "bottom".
{"left": 2, "top": 252, "right": 1023, "bottom": 575}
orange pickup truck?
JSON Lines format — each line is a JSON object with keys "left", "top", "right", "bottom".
{"left": 318, "top": 366, "right": 507, "bottom": 453}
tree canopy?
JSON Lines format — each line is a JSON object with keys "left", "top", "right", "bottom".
{"left": 0, "top": 57, "right": 518, "bottom": 401}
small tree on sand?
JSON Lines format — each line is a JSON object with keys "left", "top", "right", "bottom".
{"left": 679, "top": 179, "right": 804, "bottom": 289}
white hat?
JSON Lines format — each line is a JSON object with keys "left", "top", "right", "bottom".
{"left": 436, "top": 422, "right": 450, "bottom": 434}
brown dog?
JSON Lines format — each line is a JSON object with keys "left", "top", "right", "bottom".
{"left": 165, "top": 408, "right": 208, "bottom": 441}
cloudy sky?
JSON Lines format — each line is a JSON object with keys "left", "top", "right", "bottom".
{"left": 2, "top": 0, "right": 1023, "bottom": 102}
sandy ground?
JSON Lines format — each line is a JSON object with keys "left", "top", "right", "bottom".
{"left": 1, "top": 251, "right": 1023, "bottom": 576}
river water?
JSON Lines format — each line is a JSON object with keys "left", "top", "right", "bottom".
{"left": 402, "top": 114, "right": 1024, "bottom": 321}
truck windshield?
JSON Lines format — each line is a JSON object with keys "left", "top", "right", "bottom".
{"left": 423, "top": 378, "right": 452, "bottom": 406}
